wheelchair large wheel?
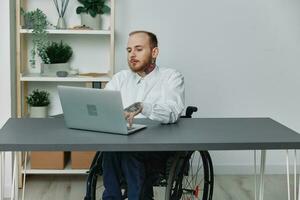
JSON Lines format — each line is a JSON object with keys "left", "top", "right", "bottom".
{"left": 91, "top": 177, "right": 129, "bottom": 200}
{"left": 89, "top": 169, "right": 127, "bottom": 200}
{"left": 90, "top": 173, "right": 104, "bottom": 199}
{"left": 84, "top": 152, "right": 104, "bottom": 200}
{"left": 85, "top": 152, "right": 124, "bottom": 200}
{"left": 165, "top": 151, "right": 213, "bottom": 200}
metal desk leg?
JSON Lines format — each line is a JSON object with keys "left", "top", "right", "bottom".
{"left": 259, "top": 150, "right": 266, "bottom": 200}
{"left": 11, "top": 152, "right": 16, "bottom": 200}
{"left": 21, "top": 152, "right": 28, "bottom": 200}
{"left": 285, "top": 150, "right": 298, "bottom": 200}
{"left": 254, "top": 150, "right": 257, "bottom": 200}
{"left": 286, "top": 150, "right": 291, "bottom": 200}
{"left": 286, "top": 150, "right": 298, "bottom": 200}
{"left": 11, "top": 152, "right": 19, "bottom": 200}
{"left": 298, "top": 152, "right": 300, "bottom": 200}
{"left": 294, "top": 150, "right": 297, "bottom": 200}
{"left": 0, "top": 152, "right": 4, "bottom": 200}
{"left": 15, "top": 152, "right": 19, "bottom": 200}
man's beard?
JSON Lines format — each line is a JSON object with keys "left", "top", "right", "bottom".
{"left": 128, "top": 56, "right": 153, "bottom": 73}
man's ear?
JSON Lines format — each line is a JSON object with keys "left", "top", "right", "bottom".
{"left": 152, "top": 47, "right": 159, "bottom": 59}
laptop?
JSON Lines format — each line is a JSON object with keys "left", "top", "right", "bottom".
{"left": 57, "top": 86, "right": 147, "bottom": 135}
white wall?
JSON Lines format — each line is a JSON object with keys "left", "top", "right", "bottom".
{"left": 115, "top": 0, "right": 300, "bottom": 174}
{"left": 0, "top": 0, "right": 12, "bottom": 197}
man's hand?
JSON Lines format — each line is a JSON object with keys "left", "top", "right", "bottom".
{"left": 124, "top": 102, "right": 143, "bottom": 127}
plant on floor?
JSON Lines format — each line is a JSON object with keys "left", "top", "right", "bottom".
{"left": 43, "top": 41, "right": 73, "bottom": 64}
{"left": 76, "top": 0, "right": 110, "bottom": 17}
{"left": 26, "top": 89, "right": 50, "bottom": 107}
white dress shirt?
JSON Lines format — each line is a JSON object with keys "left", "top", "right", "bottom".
{"left": 105, "top": 66, "right": 185, "bottom": 123}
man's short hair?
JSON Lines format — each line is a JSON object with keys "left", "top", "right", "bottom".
{"left": 129, "top": 30, "right": 158, "bottom": 49}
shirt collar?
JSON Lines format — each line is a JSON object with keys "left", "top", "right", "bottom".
{"left": 134, "top": 65, "right": 159, "bottom": 84}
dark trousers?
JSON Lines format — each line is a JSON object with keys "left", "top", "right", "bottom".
{"left": 102, "top": 152, "right": 174, "bottom": 200}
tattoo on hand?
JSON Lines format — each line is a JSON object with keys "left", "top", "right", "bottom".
{"left": 124, "top": 102, "right": 142, "bottom": 113}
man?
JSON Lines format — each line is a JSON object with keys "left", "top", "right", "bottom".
{"left": 102, "top": 30, "right": 185, "bottom": 200}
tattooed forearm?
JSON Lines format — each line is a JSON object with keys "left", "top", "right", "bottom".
{"left": 124, "top": 102, "right": 143, "bottom": 113}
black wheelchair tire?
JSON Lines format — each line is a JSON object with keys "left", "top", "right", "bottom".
{"left": 165, "top": 151, "right": 212, "bottom": 200}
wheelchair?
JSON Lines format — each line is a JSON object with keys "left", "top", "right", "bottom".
{"left": 84, "top": 107, "right": 214, "bottom": 200}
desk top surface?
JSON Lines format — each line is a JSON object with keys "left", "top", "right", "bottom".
{"left": 0, "top": 118, "right": 299, "bottom": 151}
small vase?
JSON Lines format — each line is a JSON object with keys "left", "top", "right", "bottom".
{"left": 56, "top": 17, "right": 66, "bottom": 29}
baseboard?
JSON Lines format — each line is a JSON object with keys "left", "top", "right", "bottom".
{"left": 4, "top": 184, "right": 11, "bottom": 198}
{"left": 213, "top": 164, "right": 298, "bottom": 175}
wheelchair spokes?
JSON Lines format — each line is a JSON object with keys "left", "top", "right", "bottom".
{"left": 86, "top": 150, "right": 213, "bottom": 200}
{"left": 165, "top": 151, "right": 212, "bottom": 200}
{"left": 95, "top": 178, "right": 104, "bottom": 199}
{"left": 93, "top": 176, "right": 128, "bottom": 200}
{"left": 181, "top": 151, "right": 205, "bottom": 199}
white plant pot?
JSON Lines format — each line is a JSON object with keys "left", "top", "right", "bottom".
{"left": 30, "top": 106, "right": 48, "bottom": 118}
{"left": 80, "top": 13, "right": 102, "bottom": 30}
{"left": 41, "top": 63, "right": 71, "bottom": 76}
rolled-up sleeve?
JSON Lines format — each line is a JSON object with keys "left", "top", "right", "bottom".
{"left": 141, "top": 71, "right": 185, "bottom": 123}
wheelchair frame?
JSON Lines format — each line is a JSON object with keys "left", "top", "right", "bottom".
{"left": 84, "top": 107, "right": 214, "bottom": 200}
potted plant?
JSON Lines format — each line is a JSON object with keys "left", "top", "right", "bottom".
{"left": 21, "top": 8, "right": 51, "bottom": 68}
{"left": 41, "top": 40, "right": 73, "bottom": 76}
{"left": 76, "top": 0, "right": 110, "bottom": 30}
{"left": 21, "top": 8, "right": 34, "bottom": 29}
{"left": 26, "top": 89, "right": 50, "bottom": 118}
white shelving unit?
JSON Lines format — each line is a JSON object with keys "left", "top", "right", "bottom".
{"left": 16, "top": 0, "right": 115, "bottom": 117}
{"left": 23, "top": 161, "right": 88, "bottom": 175}
{"left": 20, "top": 28, "right": 111, "bottom": 35}
{"left": 15, "top": 0, "right": 115, "bottom": 188}
{"left": 20, "top": 73, "right": 111, "bottom": 82}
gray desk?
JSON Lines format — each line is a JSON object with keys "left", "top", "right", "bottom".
{"left": 0, "top": 117, "right": 300, "bottom": 200}
{"left": 0, "top": 117, "right": 299, "bottom": 151}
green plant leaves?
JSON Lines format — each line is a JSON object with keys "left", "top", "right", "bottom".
{"left": 26, "top": 89, "right": 50, "bottom": 107}
{"left": 23, "top": 8, "right": 50, "bottom": 66}
{"left": 101, "top": 5, "right": 110, "bottom": 14}
{"left": 45, "top": 41, "right": 73, "bottom": 64}
{"left": 76, "top": 0, "right": 110, "bottom": 17}
{"left": 76, "top": 6, "right": 86, "bottom": 14}
{"left": 89, "top": 9, "right": 97, "bottom": 17}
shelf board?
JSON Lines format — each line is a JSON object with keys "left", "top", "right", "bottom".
{"left": 20, "top": 29, "right": 111, "bottom": 35}
{"left": 22, "top": 160, "right": 89, "bottom": 175}
{"left": 20, "top": 73, "right": 111, "bottom": 82}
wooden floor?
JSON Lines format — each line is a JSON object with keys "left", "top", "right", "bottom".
{"left": 12, "top": 174, "right": 293, "bottom": 200}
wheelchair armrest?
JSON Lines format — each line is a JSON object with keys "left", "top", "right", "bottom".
{"left": 181, "top": 106, "right": 198, "bottom": 118}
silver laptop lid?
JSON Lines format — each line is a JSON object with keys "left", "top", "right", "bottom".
{"left": 57, "top": 86, "right": 130, "bottom": 134}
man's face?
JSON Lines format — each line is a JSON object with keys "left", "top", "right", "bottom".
{"left": 126, "top": 33, "right": 155, "bottom": 73}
